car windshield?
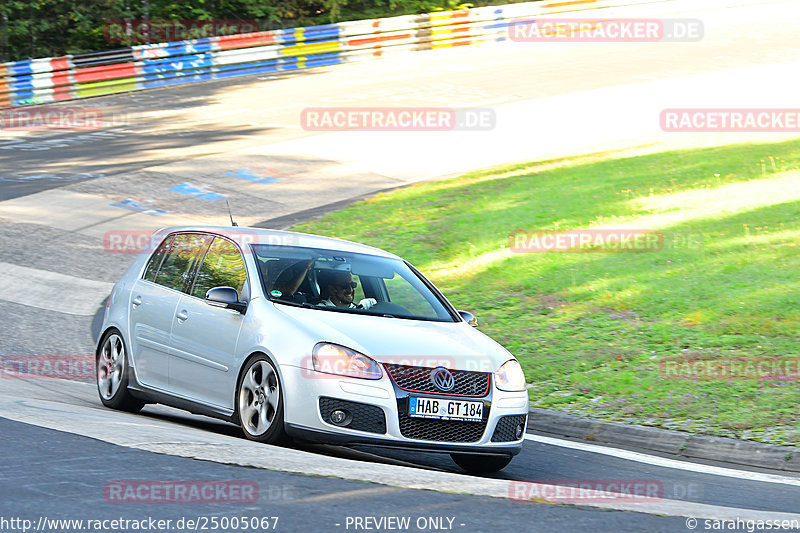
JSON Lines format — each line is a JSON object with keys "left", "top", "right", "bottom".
{"left": 251, "top": 244, "right": 456, "bottom": 322}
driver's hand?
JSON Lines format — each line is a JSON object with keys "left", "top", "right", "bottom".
{"left": 358, "top": 298, "right": 377, "bottom": 310}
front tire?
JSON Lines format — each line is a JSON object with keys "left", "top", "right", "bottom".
{"left": 451, "top": 453, "right": 513, "bottom": 473}
{"left": 236, "top": 355, "right": 291, "bottom": 445}
{"left": 96, "top": 330, "right": 144, "bottom": 413}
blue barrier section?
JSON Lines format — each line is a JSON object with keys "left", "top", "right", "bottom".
{"left": 10, "top": 62, "right": 34, "bottom": 76}
{"left": 305, "top": 52, "right": 343, "bottom": 68}
{"left": 279, "top": 57, "right": 300, "bottom": 70}
{"left": 10, "top": 77, "right": 35, "bottom": 91}
{"left": 213, "top": 61, "right": 280, "bottom": 78}
{"left": 5, "top": 1, "right": 630, "bottom": 108}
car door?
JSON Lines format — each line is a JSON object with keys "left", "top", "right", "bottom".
{"left": 129, "top": 232, "right": 212, "bottom": 391}
{"left": 169, "top": 236, "right": 248, "bottom": 409}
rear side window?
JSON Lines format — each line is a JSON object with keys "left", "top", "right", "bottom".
{"left": 143, "top": 235, "right": 173, "bottom": 282}
{"left": 191, "top": 237, "right": 247, "bottom": 299}
{"left": 154, "top": 233, "right": 213, "bottom": 292}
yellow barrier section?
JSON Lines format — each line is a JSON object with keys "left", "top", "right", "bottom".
{"left": 74, "top": 77, "right": 138, "bottom": 98}
{"left": 429, "top": 11, "right": 472, "bottom": 49}
{"left": 279, "top": 28, "right": 343, "bottom": 68}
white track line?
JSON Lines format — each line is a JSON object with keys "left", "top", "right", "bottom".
{"left": 526, "top": 434, "right": 800, "bottom": 486}
{"left": 0, "top": 262, "right": 113, "bottom": 315}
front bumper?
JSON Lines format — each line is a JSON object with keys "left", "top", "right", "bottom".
{"left": 280, "top": 365, "right": 528, "bottom": 455}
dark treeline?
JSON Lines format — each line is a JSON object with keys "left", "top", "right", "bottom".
{"left": 0, "top": 0, "right": 514, "bottom": 62}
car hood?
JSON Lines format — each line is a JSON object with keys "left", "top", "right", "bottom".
{"left": 274, "top": 304, "right": 513, "bottom": 372}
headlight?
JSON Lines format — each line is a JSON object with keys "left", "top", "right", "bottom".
{"left": 495, "top": 359, "right": 526, "bottom": 391}
{"left": 312, "top": 343, "right": 382, "bottom": 380}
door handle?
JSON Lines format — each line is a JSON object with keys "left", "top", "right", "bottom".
{"left": 132, "top": 296, "right": 142, "bottom": 308}
{"left": 176, "top": 310, "right": 189, "bottom": 321}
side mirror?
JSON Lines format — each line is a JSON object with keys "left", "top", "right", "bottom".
{"left": 205, "top": 287, "right": 247, "bottom": 314}
{"left": 458, "top": 310, "right": 478, "bottom": 327}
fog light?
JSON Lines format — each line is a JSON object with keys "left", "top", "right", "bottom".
{"left": 515, "top": 423, "right": 525, "bottom": 439}
{"left": 330, "top": 409, "right": 349, "bottom": 426}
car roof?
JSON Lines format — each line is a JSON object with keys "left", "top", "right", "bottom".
{"left": 154, "top": 225, "right": 400, "bottom": 259}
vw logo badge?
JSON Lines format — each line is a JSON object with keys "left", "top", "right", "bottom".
{"left": 430, "top": 367, "right": 455, "bottom": 392}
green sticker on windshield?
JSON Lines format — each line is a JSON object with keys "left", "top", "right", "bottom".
{"left": 270, "top": 290, "right": 282, "bottom": 298}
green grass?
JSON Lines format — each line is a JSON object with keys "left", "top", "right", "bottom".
{"left": 292, "top": 139, "right": 800, "bottom": 446}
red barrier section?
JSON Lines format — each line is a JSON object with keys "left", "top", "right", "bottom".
{"left": 216, "top": 31, "right": 276, "bottom": 51}
{"left": 50, "top": 57, "right": 71, "bottom": 72}
{"left": 543, "top": 0, "right": 597, "bottom": 7}
{"left": 348, "top": 23, "right": 413, "bottom": 48}
{"left": 450, "top": 11, "right": 471, "bottom": 46}
{"left": 49, "top": 57, "right": 73, "bottom": 99}
{"left": 72, "top": 63, "right": 138, "bottom": 84}
{"left": 0, "top": 65, "right": 9, "bottom": 108}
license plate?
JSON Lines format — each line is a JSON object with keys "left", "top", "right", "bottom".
{"left": 408, "top": 397, "right": 483, "bottom": 422}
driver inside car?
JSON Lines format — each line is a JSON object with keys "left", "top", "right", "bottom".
{"left": 317, "top": 270, "right": 377, "bottom": 310}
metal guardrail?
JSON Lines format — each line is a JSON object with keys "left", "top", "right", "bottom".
{"left": 0, "top": 0, "right": 668, "bottom": 108}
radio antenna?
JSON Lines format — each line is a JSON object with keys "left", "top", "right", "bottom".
{"left": 225, "top": 200, "right": 239, "bottom": 226}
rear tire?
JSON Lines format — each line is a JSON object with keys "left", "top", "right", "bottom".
{"left": 451, "top": 453, "right": 513, "bottom": 473}
{"left": 96, "top": 330, "right": 145, "bottom": 413}
{"left": 236, "top": 355, "right": 291, "bottom": 445}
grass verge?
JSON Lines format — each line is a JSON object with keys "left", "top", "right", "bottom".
{"left": 292, "top": 139, "right": 800, "bottom": 446}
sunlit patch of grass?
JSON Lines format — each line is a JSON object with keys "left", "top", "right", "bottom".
{"left": 293, "top": 138, "right": 800, "bottom": 445}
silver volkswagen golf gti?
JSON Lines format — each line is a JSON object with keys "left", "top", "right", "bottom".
{"left": 96, "top": 226, "right": 528, "bottom": 472}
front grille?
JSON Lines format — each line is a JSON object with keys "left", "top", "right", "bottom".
{"left": 397, "top": 399, "right": 489, "bottom": 442}
{"left": 385, "top": 364, "right": 490, "bottom": 397}
{"left": 319, "top": 397, "right": 386, "bottom": 434}
{"left": 491, "top": 415, "right": 528, "bottom": 442}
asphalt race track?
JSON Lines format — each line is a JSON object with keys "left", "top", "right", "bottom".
{"left": 1, "top": 0, "right": 799, "bottom": 531}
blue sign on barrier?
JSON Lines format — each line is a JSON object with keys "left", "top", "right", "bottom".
{"left": 225, "top": 168, "right": 280, "bottom": 185}
{"left": 141, "top": 53, "right": 214, "bottom": 75}
{"left": 170, "top": 183, "right": 226, "bottom": 201}
{"left": 140, "top": 52, "right": 214, "bottom": 88}
{"left": 181, "top": 39, "right": 214, "bottom": 54}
